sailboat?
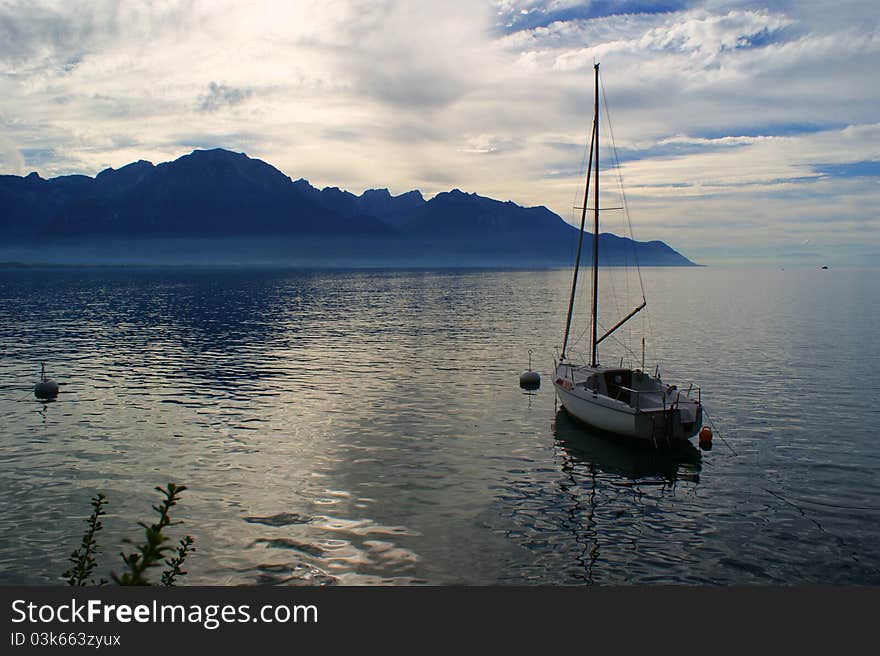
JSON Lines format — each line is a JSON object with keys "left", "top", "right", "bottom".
{"left": 553, "top": 63, "right": 703, "bottom": 446}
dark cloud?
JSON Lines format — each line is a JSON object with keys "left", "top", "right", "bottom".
{"left": 0, "top": 1, "right": 93, "bottom": 68}
{"left": 301, "top": 1, "right": 491, "bottom": 111}
{"left": 357, "top": 71, "right": 470, "bottom": 109}
{"left": 0, "top": 1, "right": 192, "bottom": 68}
{"left": 198, "top": 82, "right": 253, "bottom": 113}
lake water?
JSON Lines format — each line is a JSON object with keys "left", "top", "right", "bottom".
{"left": 1, "top": 265, "right": 878, "bottom": 585}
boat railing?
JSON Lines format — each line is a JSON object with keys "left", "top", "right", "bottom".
{"left": 669, "top": 384, "right": 701, "bottom": 408}
{"left": 616, "top": 382, "right": 701, "bottom": 410}
{"left": 679, "top": 383, "right": 701, "bottom": 404}
{"left": 615, "top": 385, "right": 643, "bottom": 409}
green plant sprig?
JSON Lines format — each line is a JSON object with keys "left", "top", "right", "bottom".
{"left": 63, "top": 493, "right": 108, "bottom": 586}
{"left": 161, "top": 535, "right": 195, "bottom": 586}
{"left": 112, "top": 483, "right": 189, "bottom": 586}
{"left": 63, "top": 483, "right": 195, "bottom": 586}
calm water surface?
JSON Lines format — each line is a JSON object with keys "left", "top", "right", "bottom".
{"left": 1, "top": 266, "right": 878, "bottom": 585}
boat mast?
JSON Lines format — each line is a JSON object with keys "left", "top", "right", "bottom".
{"left": 590, "top": 63, "right": 600, "bottom": 367}
{"left": 560, "top": 119, "right": 595, "bottom": 362}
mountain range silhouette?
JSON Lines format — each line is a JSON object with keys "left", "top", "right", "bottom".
{"left": 0, "top": 148, "right": 696, "bottom": 267}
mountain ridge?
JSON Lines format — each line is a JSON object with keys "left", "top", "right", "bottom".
{"left": 0, "top": 148, "right": 698, "bottom": 267}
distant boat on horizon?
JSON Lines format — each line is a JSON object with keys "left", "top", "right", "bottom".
{"left": 553, "top": 63, "right": 704, "bottom": 447}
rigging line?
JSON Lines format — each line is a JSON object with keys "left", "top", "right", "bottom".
{"left": 652, "top": 360, "right": 699, "bottom": 387}
{"left": 600, "top": 78, "right": 638, "bottom": 272}
{"left": 562, "top": 115, "right": 596, "bottom": 360}
{"left": 596, "top": 322, "right": 645, "bottom": 367}
{"left": 560, "top": 136, "right": 593, "bottom": 284}
{"left": 601, "top": 117, "right": 628, "bottom": 326}
{"left": 568, "top": 134, "right": 593, "bottom": 256}
{"left": 765, "top": 488, "right": 880, "bottom": 512}
{"left": 600, "top": 75, "right": 646, "bottom": 302}
{"left": 606, "top": 256, "right": 621, "bottom": 332}
{"left": 702, "top": 406, "right": 737, "bottom": 456}
{"left": 600, "top": 79, "right": 645, "bottom": 360}
{"left": 765, "top": 489, "right": 880, "bottom": 577}
{"left": 567, "top": 295, "right": 589, "bottom": 350}
{"left": 574, "top": 313, "right": 644, "bottom": 367}
{"left": 595, "top": 94, "right": 623, "bottom": 326}
{"left": 570, "top": 317, "right": 592, "bottom": 353}
{"left": 594, "top": 317, "right": 632, "bottom": 355}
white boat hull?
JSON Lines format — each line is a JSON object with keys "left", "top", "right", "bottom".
{"left": 556, "top": 384, "right": 639, "bottom": 436}
{"left": 554, "top": 363, "right": 701, "bottom": 444}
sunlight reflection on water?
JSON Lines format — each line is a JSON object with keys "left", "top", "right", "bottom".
{"left": 0, "top": 266, "right": 878, "bottom": 585}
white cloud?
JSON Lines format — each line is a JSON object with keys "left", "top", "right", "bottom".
{"left": 0, "top": 0, "right": 878, "bottom": 262}
{"left": 0, "top": 136, "right": 25, "bottom": 175}
{"left": 638, "top": 9, "right": 794, "bottom": 56}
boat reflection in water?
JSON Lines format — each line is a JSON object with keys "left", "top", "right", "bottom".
{"left": 553, "top": 409, "right": 702, "bottom": 483}
{"left": 547, "top": 410, "right": 702, "bottom": 584}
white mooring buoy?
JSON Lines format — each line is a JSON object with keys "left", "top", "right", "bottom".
{"left": 519, "top": 350, "right": 541, "bottom": 390}
{"left": 34, "top": 361, "right": 60, "bottom": 400}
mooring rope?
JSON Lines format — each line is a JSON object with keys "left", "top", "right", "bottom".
{"left": 702, "top": 405, "right": 737, "bottom": 456}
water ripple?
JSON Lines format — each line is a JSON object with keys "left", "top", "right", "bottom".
{"left": 0, "top": 266, "right": 878, "bottom": 584}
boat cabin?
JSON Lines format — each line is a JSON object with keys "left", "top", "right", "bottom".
{"left": 576, "top": 368, "right": 634, "bottom": 403}
{"left": 572, "top": 367, "right": 671, "bottom": 410}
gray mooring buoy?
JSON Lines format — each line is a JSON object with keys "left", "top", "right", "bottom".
{"left": 34, "top": 361, "right": 60, "bottom": 400}
{"left": 519, "top": 350, "right": 541, "bottom": 390}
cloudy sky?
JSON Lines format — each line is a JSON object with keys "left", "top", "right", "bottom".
{"left": 1, "top": 0, "right": 878, "bottom": 264}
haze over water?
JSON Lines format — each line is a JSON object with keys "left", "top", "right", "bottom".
{"left": 1, "top": 265, "right": 878, "bottom": 585}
